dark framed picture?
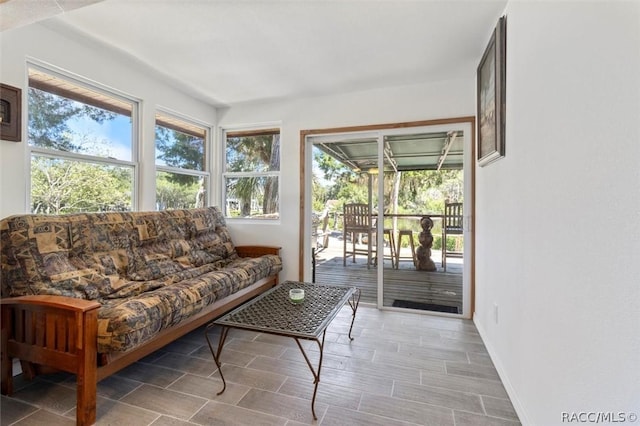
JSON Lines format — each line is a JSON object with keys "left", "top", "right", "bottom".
{"left": 0, "top": 83, "right": 22, "bottom": 142}
{"left": 477, "top": 16, "right": 506, "bottom": 167}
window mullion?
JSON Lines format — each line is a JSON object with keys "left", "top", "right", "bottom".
{"left": 30, "top": 147, "right": 136, "bottom": 168}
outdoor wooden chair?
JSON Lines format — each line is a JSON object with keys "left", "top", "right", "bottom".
{"left": 343, "top": 203, "right": 376, "bottom": 267}
{"left": 442, "top": 201, "right": 463, "bottom": 271}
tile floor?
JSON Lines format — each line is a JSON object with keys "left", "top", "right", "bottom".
{"left": 1, "top": 305, "right": 520, "bottom": 425}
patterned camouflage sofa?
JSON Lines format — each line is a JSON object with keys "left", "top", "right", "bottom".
{"left": 0, "top": 207, "right": 281, "bottom": 425}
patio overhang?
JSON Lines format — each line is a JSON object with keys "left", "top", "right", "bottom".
{"left": 314, "top": 130, "right": 464, "bottom": 173}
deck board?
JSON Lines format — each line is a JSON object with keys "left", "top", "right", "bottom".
{"left": 313, "top": 241, "right": 463, "bottom": 314}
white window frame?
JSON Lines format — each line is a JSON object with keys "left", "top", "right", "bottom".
{"left": 220, "top": 123, "right": 281, "bottom": 221}
{"left": 27, "top": 62, "right": 140, "bottom": 213}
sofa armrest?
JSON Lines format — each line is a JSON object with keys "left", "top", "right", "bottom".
{"left": 235, "top": 245, "right": 281, "bottom": 257}
{"left": 0, "top": 295, "right": 101, "bottom": 312}
{"left": 1, "top": 295, "right": 100, "bottom": 425}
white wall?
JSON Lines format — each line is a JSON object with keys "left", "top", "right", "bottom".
{"left": 0, "top": 22, "right": 217, "bottom": 218}
{"left": 217, "top": 79, "right": 475, "bottom": 282}
{"left": 474, "top": 2, "right": 640, "bottom": 425}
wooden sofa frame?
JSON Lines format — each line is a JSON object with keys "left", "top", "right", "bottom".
{"left": 1, "top": 245, "right": 280, "bottom": 425}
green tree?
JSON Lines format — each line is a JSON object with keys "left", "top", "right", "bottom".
{"left": 31, "top": 156, "right": 132, "bottom": 214}
{"left": 155, "top": 126, "right": 204, "bottom": 185}
{"left": 156, "top": 172, "right": 201, "bottom": 210}
{"left": 28, "top": 88, "right": 115, "bottom": 151}
{"left": 226, "top": 134, "right": 279, "bottom": 216}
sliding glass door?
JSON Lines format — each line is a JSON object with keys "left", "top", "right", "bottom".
{"left": 303, "top": 118, "right": 474, "bottom": 318}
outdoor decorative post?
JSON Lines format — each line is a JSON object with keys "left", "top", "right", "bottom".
{"left": 416, "top": 216, "right": 436, "bottom": 271}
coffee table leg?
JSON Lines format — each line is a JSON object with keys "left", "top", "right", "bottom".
{"left": 347, "top": 288, "right": 361, "bottom": 340}
{"left": 205, "top": 323, "right": 230, "bottom": 395}
{"left": 294, "top": 331, "right": 325, "bottom": 421}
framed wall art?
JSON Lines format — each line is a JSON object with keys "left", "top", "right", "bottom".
{"left": 0, "top": 83, "right": 22, "bottom": 142}
{"left": 477, "top": 16, "right": 506, "bottom": 167}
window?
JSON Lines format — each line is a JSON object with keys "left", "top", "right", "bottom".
{"left": 223, "top": 128, "right": 280, "bottom": 219}
{"left": 155, "top": 112, "right": 208, "bottom": 210}
{"left": 28, "top": 67, "right": 137, "bottom": 214}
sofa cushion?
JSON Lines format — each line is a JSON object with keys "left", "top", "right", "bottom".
{"left": 96, "top": 252, "right": 282, "bottom": 352}
{"left": 126, "top": 210, "right": 223, "bottom": 278}
{"left": 0, "top": 214, "right": 111, "bottom": 299}
{"left": 185, "top": 207, "right": 221, "bottom": 234}
{"left": 193, "top": 226, "right": 237, "bottom": 260}
{"left": 70, "top": 214, "right": 139, "bottom": 298}
{"left": 127, "top": 239, "right": 184, "bottom": 281}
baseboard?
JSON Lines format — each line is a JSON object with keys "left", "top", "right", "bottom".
{"left": 473, "top": 313, "right": 532, "bottom": 426}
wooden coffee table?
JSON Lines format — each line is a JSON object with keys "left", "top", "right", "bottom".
{"left": 204, "top": 280, "right": 360, "bottom": 420}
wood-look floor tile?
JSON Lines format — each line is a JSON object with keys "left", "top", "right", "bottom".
{"left": 319, "top": 367, "right": 394, "bottom": 396}
{"left": 420, "top": 337, "right": 489, "bottom": 354}
{"left": 191, "top": 400, "right": 287, "bottom": 426}
{"left": 417, "top": 317, "right": 479, "bottom": 334}
{"left": 223, "top": 338, "right": 288, "bottom": 358}
{"left": 7, "top": 372, "right": 53, "bottom": 393}
{"left": 420, "top": 369, "right": 509, "bottom": 399}
{"left": 326, "top": 322, "right": 362, "bottom": 338}
{"left": 247, "top": 355, "right": 321, "bottom": 381}
{"left": 482, "top": 395, "right": 520, "bottom": 421}
{"left": 148, "top": 415, "right": 195, "bottom": 426}
{"left": 398, "top": 342, "right": 469, "bottom": 362}
{"left": 384, "top": 324, "right": 450, "bottom": 343}
{"left": 335, "top": 333, "right": 399, "bottom": 352}
{"left": 168, "top": 373, "right": 249, "bottom": 404}
{"left": 116, "top": 362, "right": 186, "bottom": 387}
{"left": 190, "top": 345, "right": 256, "bottom": 367}
{"left": 343, "top": 357, "right": 421, "bottom": 384}
{"left": 445, "top": 361, "right": 501, "bottom": 381}
{"left": 454, "top": 410, "right": 522, "bottom": 426}
{"left": 96, "top": 374, "right": 143, "bottom": 399}
{"left": 373, "top": 349, "right": 446, "bottom": 373}
{"left": 139, "top": 349, "right": 169, "bottom": 364}
{"left": 120, "top": 384, "right": 207, "bottom": 420}
{"left": 237, "top": 388, "right": 324, "bottom": 424}
{"left": 439, "top": 329, "right": 485, "bottom": 343}
{"left": 10, "top": 408, "right": 75, "bottom": 426}
{"left": 358, "top": 393, "right": 455, "bottom": 425}
{"left": 7, "top": 380, "right": 77, "bottom": 415}
{"left": 0, "top": 395, "right": 39, "bottom": 424}
{"left": 90, "top": 397, "right": 160, "bottom": 425}
{"left": 226, "top": 328, "right": 262, "bottom": 341}
{"left": 212, "top": 363, "right": 287, "bottom": 392}
{"left": 320, "top": 406, "right": 414, "bottom": 426}
{"left": 368, "top": 325, "right": 441, "bottom": 343}
{"left": 309, "top": 340, "right": 376, "bottom": 361}
{"left": 279, "top": 347, "right": 349, "bottom": 370}
{"left": 468, "top": 351, "right": 496, "bottom": 367}
{"left": 160, "top": 338, "right": 206, "bottom": 356}
{"left": 278, "top": 377, "right": 363, "bottom": 411}
{"left": 152, "top": 352, "right": 217, "bottom": 377}
{"left": 392, "top": 381, "right": 484, "bottom": 413}
{"left": 254, "top": 332, "right": 308, "bottom": 348}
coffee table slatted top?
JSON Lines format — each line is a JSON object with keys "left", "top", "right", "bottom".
{"left": 214, "top": 281, "right": 356, "bottom": 339}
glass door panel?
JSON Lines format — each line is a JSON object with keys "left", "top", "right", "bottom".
{"left": 306, "top": 119, "right": 472, "bottom": 318}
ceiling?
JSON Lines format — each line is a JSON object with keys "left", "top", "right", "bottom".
{"left": 0, "top": 0, "right": 507, "bottom": 107}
